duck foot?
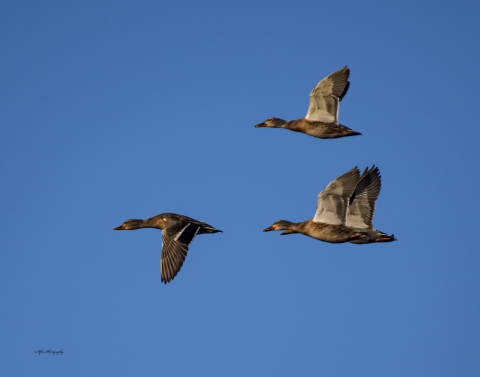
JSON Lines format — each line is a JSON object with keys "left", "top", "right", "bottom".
{"left": 375, "top": 237, "right": 393, "bottom": 242}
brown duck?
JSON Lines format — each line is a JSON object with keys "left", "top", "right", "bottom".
{"left": 263, "top": 167, "right": 396, "bottom": 244}
{"left": 114, "top": 213, "right": 222, "bottom": 284}
{"left": 255, "top": 66, "right": 361, "bottom": 139}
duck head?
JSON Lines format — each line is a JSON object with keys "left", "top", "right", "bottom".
{"left": 113, "top": 219, "right": 145, "bottom": 230}
{"left": 255, "top": 117, "right": 288, "bottom": 128}
{"left": 263, "top": 220, "right": 296, "bottom": 235}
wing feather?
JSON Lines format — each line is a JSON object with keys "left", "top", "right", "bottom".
{"left": 160, "top": 229, "right": 190, "bottom": 284}
{"left": 305, "top": 66, "right": 350, "bottom": 123}
{"left": 313, "top": 167, "right": 360, "bottom": 225}
{"left": 346, "top": 166, "right": 381, "bottom": 229}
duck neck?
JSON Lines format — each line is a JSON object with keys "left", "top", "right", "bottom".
{"left": 286, "top": 119, "right": 307, "bottom": 132}
{"left": 277, "top": 220, "right": 302, "bottom": 235}
{"left": 143, "top": 216, "right": 166, "bottom": 230}
{"left": 279, "top": 220, "right": 299, "bottom": 231}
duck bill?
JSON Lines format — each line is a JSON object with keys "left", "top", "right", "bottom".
{"left": 255, "top": 122, "right": 266, "bottom": 128}
{"left": 263, "top": 225, "right": 275, "bottom": 232}
{"left": 113, "top": 224, "right": 125, "bottom": 230}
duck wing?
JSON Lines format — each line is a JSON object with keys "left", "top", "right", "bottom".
{"left": 160, "top": 222, "right": 201, "bottom": 284}
{"left": 347, "top": 166, "right": 381, "bottom": 229}
{"left": 313, "top": 166, "right": 360, "bottom": 225}
{"left": 305, "top": 66, "right": 350, "bottom": 123}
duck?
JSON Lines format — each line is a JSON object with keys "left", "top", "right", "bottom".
{"left": 255, "top": 66, "right": 362, "bottom": 139}
{"left": 113, "top": 213, "right": 222, "bottom": 284}
{"left": 263, "top": 166, "right": 396, "bottom": 244}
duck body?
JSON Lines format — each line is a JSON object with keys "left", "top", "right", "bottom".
{"left": 255, "top": 66, "right": 362, "bottom": 139}
{"left": 264, "top": 219, "right": 368, "bottom": 243}
{"left": 256, "top": 117, "right": 361, "bottom": 139}
{"left": 114, "top": 213, "right": 222, "bottom": 284}
{"left": 139, "top": 213, "right": 221, "bottom": 235}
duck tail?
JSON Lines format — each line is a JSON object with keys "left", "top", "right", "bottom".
{"left": 202, "top": 225, "right": 223, "bottom": 234}
{"left": 347, "top": 130, "right": 362, "bottom": 136}
{"left": 338, "top": 123, "right": 362, "bottom": 137}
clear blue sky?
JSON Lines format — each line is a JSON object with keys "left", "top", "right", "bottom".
{"left": 1, "top": 0, "right": 479, "bottom": 375}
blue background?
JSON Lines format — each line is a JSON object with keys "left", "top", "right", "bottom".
{"left": 1, "top": 0, "right": 479, "bottom": 375}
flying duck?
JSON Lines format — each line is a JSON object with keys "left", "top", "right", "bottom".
{"left": 255, "top": 66, "right": 362, "bottom": 139}
{"left": 263, "top": 166, "right": 395, "bottom": 244}
{"left": 114, "top": 213, "right": 222, "bottom": 283}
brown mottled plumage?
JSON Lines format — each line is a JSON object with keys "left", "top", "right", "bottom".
{"left": 263, "top": 219, "right": 366, "bottom": 243}
{"left": 257, "top": 118, "right": 361, "bottom": 139}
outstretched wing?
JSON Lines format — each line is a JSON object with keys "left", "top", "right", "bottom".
{"left": 160, "top": 223, "right": 201, "bottom": 284}
{"left": 347, "top": 166, "right": 381, "bottom": 229}
{"left": 305, "top": 66, "right": 350, "bottom": 123}
{"left": 313, "top": 166, "right": 360, "bottom": 225}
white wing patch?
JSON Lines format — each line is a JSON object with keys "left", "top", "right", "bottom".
{"left": 346, "top": 211, "right": 370, "bottom": 228}
{"left": 305, "top": 67, "right": 349, "bottom": 123}
{"left": 312, "top": 166, "right": 360, "bottom": 225}
{"left": 313, "top": 192, "right": 345, "bottom": 225}
{"left": 346, "top": 166, "right": 381, "bottom": 229}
